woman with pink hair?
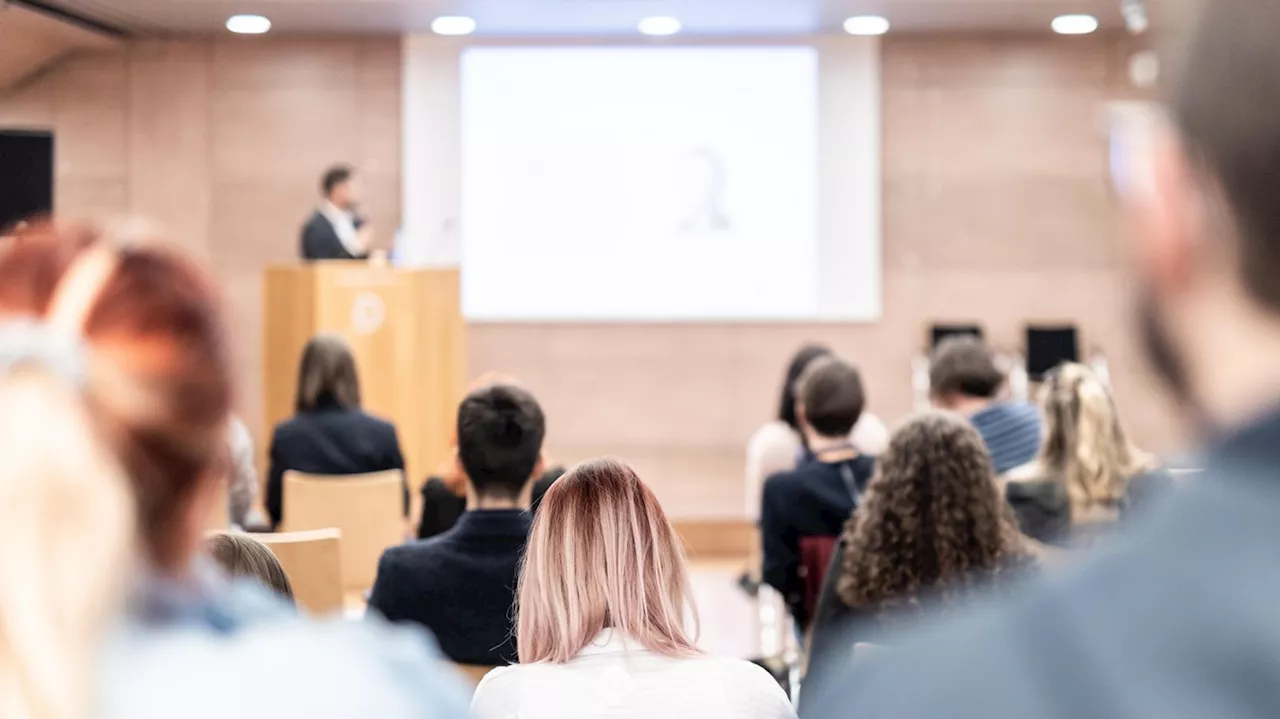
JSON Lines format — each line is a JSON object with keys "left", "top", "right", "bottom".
{"left": 471, "top": 458, "right": 795, "bottom": 719}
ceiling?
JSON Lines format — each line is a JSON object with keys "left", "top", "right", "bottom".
{"left": 33, "top": 0, "right": 1136, "bottom": 36}
{"left": 0, "top": 3, "right": 119, "bottom": 90}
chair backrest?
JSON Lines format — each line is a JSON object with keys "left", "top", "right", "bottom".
{"left": 798, "top": 535, "right": 839, "bottom": 623}
{"left": 281, "top": 469, "right": 404, "bottom": 592}
{"left": 250, "top": 528, "right": 344, "bottom": 616}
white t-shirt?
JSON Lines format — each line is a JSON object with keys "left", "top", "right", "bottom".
{"left": 319, "top": 201, "right": 365, "bottom": 257}
{"left": 471, "top": 630, "right": 796, "bottom": 719}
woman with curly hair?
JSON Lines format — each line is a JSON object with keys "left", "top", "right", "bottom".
{"left": 1004, "top": 363, "right": 1168, "bottom": 547}
{"left": 804, "top": 412, "right": 1034, "bottom": 699}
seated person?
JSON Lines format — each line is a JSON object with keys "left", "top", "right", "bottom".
{"left": 369, "top": 383, "right": 545, "bottom": 666}
{"left": 418, "top": 465, "right": 563, "bottom": 540}
{"left": 471, "top": 458, "right": 796, "bottom": 719}
{"left": 745, "top": 344, "right": 889, "bottom": 521}
{"left": 207, "top": 533, "right": 295, "bottom": 605}
{"left": 805, "top": 412, "right": 1036, "bottom": 699}
{"left": 266, "top": 334, "right": 407, "bottom": 529}
{"left": 1004, "top": 363, "right": 1171, "bottom": 547}
{"left": 760, "top": 355, "right": 876, "bottom": 630}
{"left": 929, "top": 335, "right": 1041, "bottom": 474}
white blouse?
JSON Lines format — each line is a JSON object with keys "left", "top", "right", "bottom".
{"left": 470, "top": 630, "right": 796, "bottom": 719}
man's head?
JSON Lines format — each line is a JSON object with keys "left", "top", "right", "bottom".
{"left": 457, "top": 383, "right": 546, "bottom": 502}
{"left": 795, "top": 356, "right": 865, "bottom": 442}
{"left": 929, "top": 336, "right": 1003, "bottom": 411}
{"left": 1127, "top": 0, "right": 1280, "bottom": 428}
{"left": 321, "top": 165, "right": 360, "bottom": 211}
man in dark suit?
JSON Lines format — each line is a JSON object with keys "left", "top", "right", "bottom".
{"left": 368, "top": 383, "right": 545, "bottom": 666}
{"left": 300, "top": 165, "right": 370, "bottom": 261}
{"left": 804, "top": 2, "right": 1280, "bottom": 718}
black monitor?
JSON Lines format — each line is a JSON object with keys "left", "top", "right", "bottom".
{"left": 1026, "top": 325, "right": 1080, "bottom": 380}
{"left": 0, "top": 130, "right": 55, "bottom": 231}
{"left": 930, "top": 323, "right": 984, "bottom": 351}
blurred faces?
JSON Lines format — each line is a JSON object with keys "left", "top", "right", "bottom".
{"left": 327, "top": 173, "right": 361, "bottom": 212}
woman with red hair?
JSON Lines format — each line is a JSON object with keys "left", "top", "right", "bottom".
{"left": 0, "top": 222, "right": 468, "bottom": 719}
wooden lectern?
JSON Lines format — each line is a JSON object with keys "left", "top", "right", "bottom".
{"left": 263, "top": 262, "right": 465, "bottom": 491}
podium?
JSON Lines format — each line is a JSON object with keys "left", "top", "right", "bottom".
{"left": 263, "top": 262, "right": 466, "bottom": 489}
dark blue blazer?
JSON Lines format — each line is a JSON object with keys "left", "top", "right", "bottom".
{"left": 368, "top": 510, "right": 532, "bottom": 666}
{"left": 300, "top": 210, "right": 368, "bottom": 261}
{"left": 266, "top": 404, "right": 406, "bottom": 529}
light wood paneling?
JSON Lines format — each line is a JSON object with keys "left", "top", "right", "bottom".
{"left": 0, "top": 4, "right": 118, "bottom": 92}
{"left": 128, "top": 41, "right": 211, "bottom": 258}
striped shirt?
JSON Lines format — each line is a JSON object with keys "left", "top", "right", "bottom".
{"left": 970, "top": 402, "right": 1042, "bottom": 475}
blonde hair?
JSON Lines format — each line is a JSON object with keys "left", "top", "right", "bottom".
{"left": 516, "top": 458, "right": 699, "bottom": 664}
{"left": 1038, "top": 363, "right": 1156, "bottom": 517}
{"left": 0, "top": 367, "right": 134, "bottom": 719}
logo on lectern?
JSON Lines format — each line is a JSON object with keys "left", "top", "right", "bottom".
{"left": 351, "top": 292, "right": 386, "bottom": 335}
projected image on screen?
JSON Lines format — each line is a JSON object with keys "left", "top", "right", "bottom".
{"left": 461, "top": 47, "right": 821, "bottom": 321}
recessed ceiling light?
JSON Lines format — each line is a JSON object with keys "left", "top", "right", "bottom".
{"left": 432, "top": 15, "right": 477, "bottom": 36}
{"left": 843, "top": 16, "right": 891, "bottom": 36}
{"left": 226, "top": 14, "right": 271, "bottom": 34}
{"left": 638, "top": 16, "right": 682, "bottom": 36}
{"left": 1052, "top": 14, "right": 1099, "bottom": 35}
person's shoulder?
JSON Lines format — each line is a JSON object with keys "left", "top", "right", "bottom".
{"left": 762, "top": 465, "right": 807, "bottom": 501}
{"left": 349, "top": 410, "right": 399, "bottom": 436}
{"left": 698, "top": 657, "right": 795, "bottom": 715}
{"left": 381, "top": 535, "right": 453, "bottom": 568}
{"left": 104, "top": 615, "right": 470, "bottom": 719}
{"left": 271, "top": 414, "right": 308, "bottom": 440}
{"left": 471, "top": 664, "right": 528, "bottom": 718}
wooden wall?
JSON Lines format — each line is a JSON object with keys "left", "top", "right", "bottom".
{"left": 0, "top": 33, "right": 1179, "bottom": 519}
{"left": 0, "top": 37, "right": 402, "bottom": 441}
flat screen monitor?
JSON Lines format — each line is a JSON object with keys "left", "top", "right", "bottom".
{"left": 0, "top": 130, "right": 54, "bottom": 231}
{"left": 930, "top": 323, "right": 984, "bottom": 351}
{"left": 1026, "top": 325, "right": 1080, "bottom": 380}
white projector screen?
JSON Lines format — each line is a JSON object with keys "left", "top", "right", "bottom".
{"left": 458, "top": 45, "right": 879, "bottom": 321}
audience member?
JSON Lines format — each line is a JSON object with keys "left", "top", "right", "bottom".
{"left": 416, "top": 373, "right": 563, "bottom": 540}
{"left": 207, "top": 533, "right": 295, "bottom": 604}
{"left": 746, "top": 344, "right": 888, "bottom": 519}
{"left": 760, "top": 356, "right": 876, "bottom": 629}
{"left": 472, "top": 458, "right": 796, "bottom": 719}
{"left": 0, "top": 223, "right": 468, "bottom": 718}
{"left": 370, "top": 383, "right": 545, "bottom": 666}
{"left": 928, "top": 336, "right": 1041, "bottom": 474}
{"left": 806, "top": 412, "right": 1034, "bottom": 696}
{"left": 0, "top": 336, "right": 134, "bottom": 719}
{"left": 805, "top": 2, "right": 1280, "bottom": 716}
{"left": 226, "top": 415, "right": 268, "bottom": 530}
{"left": 265, "top": 334, "right": 407, "bottom": 529}
{"left": 1004, "top": 363, "right": 1169, "bottom": 546}
{"left": 301, "top": 164, "right": 370, "bottom": 261}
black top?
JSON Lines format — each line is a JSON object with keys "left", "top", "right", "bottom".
{"left": 416, "top": 468, "right": 564, "bottom": 540}
{"left": 300, "top": 210, "right": 368, "bottom": 261}
{"left": 806, "top": 538, "right": 877, "bottom": 696}
{"left": 1005, "top": 469, "right": 1175, "bottom": 547}
{"left": 760, "top": 455, "right": 875, "bottom": 628}
{"left": 802, "top": 411, "right": 1280, "bottom": 719}
{"left": 266, "top": 404, "right": 407, "bottom": 529}
{"left": 369, "top": 509, "right": 532, "bottom": 666}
